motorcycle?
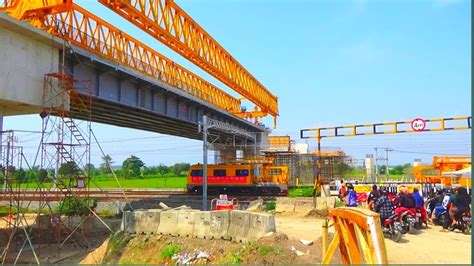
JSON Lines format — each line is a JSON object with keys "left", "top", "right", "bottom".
{"left": 426, "top": 206, "right": 447, "bottom": 226}
{"left": 414, "top": 208, "right": 426, "bottom": 229}
{"left": 397, "top": 208, "right": 417, "bottom": 234}
{"left": 449, "top": 211, "right": 471, "bottom": 234}
{"left": 382, "top": 214, "right": 403, "bottom": 242}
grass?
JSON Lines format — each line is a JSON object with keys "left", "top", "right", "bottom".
{"left": 258, "top": 245, "right": 284, "bottom": 256}
{"left": 90, "top": 176, "right": 187, "bottom": 189}
{"left": 160, "top": 244, "right": 181, "bottom": 260}
{"left": 263, "top": 201, "right": 276, "bottom": 211}
{"left": 11, "top": 176, "right": 187, "bottom": 189}
{"left": 288, "top": 186, "right": 319, "bottom": 198}
{"left": 258, "top": 245, "right": 273, "bottom": 256}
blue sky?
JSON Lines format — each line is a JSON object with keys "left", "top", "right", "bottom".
{"left": 4, "top": 0, "right": 471, "bottom": 167}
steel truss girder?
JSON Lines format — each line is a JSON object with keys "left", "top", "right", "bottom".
{"left": 99, "top": 0, "right": 279, "bottom": 118}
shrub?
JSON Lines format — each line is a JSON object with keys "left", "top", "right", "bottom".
{"left": 160, "top": 244, "right": 181, "bottom": 260}
{"left": 258, "top": 245, "right": 273, "bottom": 256}
{"left": 288, "top": 186, "right": 320, "bottom": 197}
{"left": 264, "top": 201, "right": 276, "bottom": 211}
{"left": 54, "top": 197, "right": 97, "bottom": 216}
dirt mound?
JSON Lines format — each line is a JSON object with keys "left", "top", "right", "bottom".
{"left": 95, "top": 231, "right": 340, "bottom": 264}
{"left": 304, "top": 209, "right": 328, "bottom": 218}
{"left": 80, "top": 239, "right": 109, "bottom": 264}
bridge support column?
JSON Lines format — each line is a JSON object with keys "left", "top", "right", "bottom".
{"left": 0, "top": 14, "right": 62, "bottom": 116}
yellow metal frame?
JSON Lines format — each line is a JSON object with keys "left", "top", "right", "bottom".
{"left": 301, "top": 116, "right": 471, "bottom": 139}
{"left": 2, "top": 2, "right": 241, "bottom": 114}
{"left": 1, "top": 0, "right": 279, "bottom": 123}
{"left": 99, "top": 0, "right": 279, "bottom": 119}
{"left": 300, "top": 116, "right": 471, "bottom": 190}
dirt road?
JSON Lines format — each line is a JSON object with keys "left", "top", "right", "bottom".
{"left": 275, "top": 214, "right": 471, "bottom": 264}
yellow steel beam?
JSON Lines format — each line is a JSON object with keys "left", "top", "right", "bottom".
{"left": 301, "top": 116, "right": 471, "bottom": 139}
{"left": 98, "top": 0, "right": 279, "bottom": 118}
{"left": 1, "top": 1, "right": 242, "bottom": 114}
{"left": 4, "top": 0, "right": 71, "bottom": 20}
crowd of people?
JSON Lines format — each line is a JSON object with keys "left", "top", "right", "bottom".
{"left": 338, "top": 182, "right": 471, "bottom": 232}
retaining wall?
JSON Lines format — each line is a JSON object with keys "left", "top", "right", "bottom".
{"left": 121, "top": 209, "right": 275, "bottom": 243}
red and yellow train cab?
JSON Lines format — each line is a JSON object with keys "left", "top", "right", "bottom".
{"left": 187, "top": 163, "right": 288, "bottom": 196}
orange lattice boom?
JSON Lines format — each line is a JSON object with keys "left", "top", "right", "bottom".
{"left": 3, "top": 1, "right": 241, "bottom": 114}
{"left": 1, "top": 0, "right": 279, "bottom": 123}
{"left": 98, "top": 0, "right": 279, "bottom": 118}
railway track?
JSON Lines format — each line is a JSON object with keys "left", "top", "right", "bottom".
{"left": 0, "top": 189, "right": 282, "bottom": 202}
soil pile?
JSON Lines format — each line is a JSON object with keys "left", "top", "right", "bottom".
{"left": 85, "top": 231, "right": 341, "bottom": 264}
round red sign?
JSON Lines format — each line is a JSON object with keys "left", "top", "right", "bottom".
{"left": 411, "top": 118, "right": 426, "bottom": 132}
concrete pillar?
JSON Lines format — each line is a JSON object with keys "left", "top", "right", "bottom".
{"left": 0, "top": 13, "right": 60, "bottom": 116}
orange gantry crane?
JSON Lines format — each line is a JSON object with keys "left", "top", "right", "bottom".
{"left": 0, "top": 0, "right": 278, "bottom": 126}
{"left": 413, "top": 156, "right": 471, "bottom": 187}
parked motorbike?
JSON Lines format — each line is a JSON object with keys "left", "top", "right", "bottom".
{"left": 426, "top": 206, "right": 447, "bottom": 226}
{"left": 382, "top": 214, "right": 403, "bottom": 242}
{"left": 449, "top": 211, "right": 471, "bottom": 234}
{"left": 414, "top": 208, "right": 426, "bottom": 229}
{"left": 398, "top": 209, "right": 417, "bottom": 234}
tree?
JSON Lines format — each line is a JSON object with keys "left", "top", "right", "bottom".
{"left": 100, "top": 155, "right": 114, "bottom": 174}
{"left": 402, "top": 165, "right": 414, "bottom": 181}
{"left": 157, "top": 164, "right": 169, "bottom": 175}
{"left": 84, "top": 163, "right": 97, "bottom": 176}
{"left": 334, "top": 161, "right": 353, "bottom": 179}
{"left": 122, "top": 155, "right": 145, "bottom": 178}
{"left": 379, "top": 165, "right": 387, "bottom": 175}
{"left": 38, "top": 169, "right": 48, "bottom": 183}
{"left": 14, "top": 168, "right": 26, "bottom": 183}
{"left": 171, "top": 163, "right": 191, "bottom": 176}
{"left": 58, "top": 162, "right": 79, "bottom": 178}
{"left": 389, "top": 165, "right": 404, "bottom": 175}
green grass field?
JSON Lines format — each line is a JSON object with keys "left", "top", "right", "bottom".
{"left": 90, "top": 177, "right": 187, "bottom": 189}
{"left": 10, "top": 176, "right": 187, "bottom": 189}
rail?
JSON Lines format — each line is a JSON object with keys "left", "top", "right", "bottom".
{"left": 321, "top": 207, "right": 388, "bottom": 264}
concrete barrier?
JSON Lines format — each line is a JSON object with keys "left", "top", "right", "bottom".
{"left": 193, "top": 211, "right": 211, "bottom": 239}
{"left": 157, "top": 210, "right": 179, "bottom": 235}
{"left": 134, "top": 210, "right": 149, "bottom": 234}
{"left": 122, "top": 211, "right": 134, "bottom": 234}
{"left": 176, "top": 210, "right": 197, "bottom": 237}
{"left": 227, "top": 210, "right": 251, "bottom": 242}
{"left": 122, "top": 209, "right": 277, "bottom": 243}
{"left": 315, "top": 197, "right": 337, "bottom": 210}
{"left": 208, "top": 210, "right": 231, "bottom": 240}
{"left": 248, "top": 212, "right": 276, "bottom": 240}
{"left": 276, "top": 197, "right": 314, "bottom": 213}
{"left": 141, "top": 209, "right": 161, "bottom": 235}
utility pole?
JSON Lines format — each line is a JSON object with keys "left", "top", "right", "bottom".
{"left": 374, "top": 148, "right": 379, "bottom": 182}
{"left": 375, "top": 147, "right": 393, "bottom": 181}
{"left": 202, "top": 115, "right": 208, "bottom": 211}
{"left": 385, "top": 148, "right": 393, "bottom": 179}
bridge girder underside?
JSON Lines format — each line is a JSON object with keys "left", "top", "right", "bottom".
{"left": 64, "top": 52, "right": 262, "bottom": 145}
